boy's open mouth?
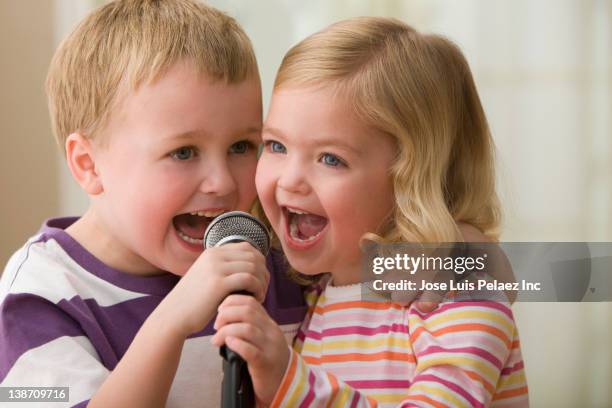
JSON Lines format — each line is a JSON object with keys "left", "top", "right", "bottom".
{"left": 284, "top": 207, "right": 328, "bottom": 242}
{"left": 173, "top": 210, "right": 225, "bottom": 245}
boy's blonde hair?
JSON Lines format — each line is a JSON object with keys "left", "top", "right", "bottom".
{"left": 46, "top": 0, "right": 258, "bottom": 153}
{"left": 275, "top": 17, "right": 501, "bottom": 243}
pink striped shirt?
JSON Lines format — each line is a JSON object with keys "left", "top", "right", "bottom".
{"left": 271, "top": 278, "right": 528, "bottom": 407}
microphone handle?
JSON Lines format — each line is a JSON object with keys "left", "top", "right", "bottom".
{"left": 220, "top": 290, "right": 255, "bottom": 408}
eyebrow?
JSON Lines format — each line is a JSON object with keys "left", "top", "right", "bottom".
{"left": 262, "top": 126, "right": 285, "bottom": 139}
{"left": 165, "top": 126, "right": 262, "bottom": 142}
{"left": 262, "top": 126, "right": 363, "bottom": 156}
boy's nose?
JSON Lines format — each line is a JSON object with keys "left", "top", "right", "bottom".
{"left": 198, "top": 161, "right": 236, "bottom": 196}
{"left": 277, "top": 160, "right": 310, "bottom": 195}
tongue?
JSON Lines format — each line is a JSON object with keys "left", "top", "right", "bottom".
{"left": 296, "top": 214, "right": 327, "bottom": 238}
{"left": 173, "top": 214, "right": 209, "bottom": 239}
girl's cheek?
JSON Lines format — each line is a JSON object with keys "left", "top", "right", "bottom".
{"left": 255, "top": 159, "right": 275, "bottom": 191}
{"left": 254, "top": 166, "right": 267, "bottom": 196}
{"left": 259, "top": 166, "right": 283, "bottom": 214}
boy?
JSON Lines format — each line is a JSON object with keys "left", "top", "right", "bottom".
{"left": 0, "top": 1, "right": 305, "bottom": 406}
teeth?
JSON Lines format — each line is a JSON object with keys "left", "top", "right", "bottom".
{"left": 189, "top": 210, "right": 224, "bottom": 217}
{"left": 287, "top": 208, "right": 309, "bottom": 215}
{"left": 177, "top": 229, "right": 203, "bottom": 245}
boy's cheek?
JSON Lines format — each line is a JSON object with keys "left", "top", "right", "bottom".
{"left": 124, "top": 199, "right": 175, "bottom": 246}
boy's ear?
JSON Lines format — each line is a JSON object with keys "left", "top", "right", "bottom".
{"left": 65, "top": 133, "right": 103, "bottom": 195}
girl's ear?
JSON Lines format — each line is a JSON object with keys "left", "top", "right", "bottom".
{"left": 65, "top": 133, "right": 104, "bottom": 195}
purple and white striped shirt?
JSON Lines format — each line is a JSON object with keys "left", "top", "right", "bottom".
{"left": 0, "top": 217, "right": 306, "bottom": 407}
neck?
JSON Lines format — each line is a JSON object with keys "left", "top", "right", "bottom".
{"left": 328, "top": 264, "right": 362, "bottom": 287}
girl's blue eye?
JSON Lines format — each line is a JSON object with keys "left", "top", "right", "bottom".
{"left": 321, "top": 153, "right": 344, "bottom": 167}
{"left": 265, "top": 140, "right": 286, "bottom": 154}
{"left": 171, "top": 146, "right": 196, "bottom": 161}
{"left": 229, "top": 141, "right": 252, "bottom": 154}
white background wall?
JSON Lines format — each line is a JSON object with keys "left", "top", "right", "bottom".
{"left": 1, "top": 1, "right": 610, "bottom": 406}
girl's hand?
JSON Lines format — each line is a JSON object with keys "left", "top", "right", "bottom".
{"left": 211, "top": 294, "right": 289, "bottom": 406}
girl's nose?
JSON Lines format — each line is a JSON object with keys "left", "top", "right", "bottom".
{"left": 277, "top": 159, "right": 310, "bottom": 195}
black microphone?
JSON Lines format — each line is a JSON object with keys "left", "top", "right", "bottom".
{"left": 203, "top": 211, "right": 270, "bottom": 408}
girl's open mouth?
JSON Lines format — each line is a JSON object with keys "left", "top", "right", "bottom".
{"left": 283, "top": 206, "right": 328, "bottom": 247}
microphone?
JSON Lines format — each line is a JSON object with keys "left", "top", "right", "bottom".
{"left": 204, "top": 211, "right": 270, "bottom": 408}
{"left": 204, "top": 210, "right": 270, "bottom": 255}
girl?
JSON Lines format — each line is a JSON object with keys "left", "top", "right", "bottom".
{"left": 212, "top": 17, "right": 528, "bottom": 407}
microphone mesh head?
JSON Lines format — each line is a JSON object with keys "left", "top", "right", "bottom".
{"left": 203, "top": 211, "right": 270, "bottom": 255}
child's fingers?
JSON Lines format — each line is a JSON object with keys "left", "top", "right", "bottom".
{"left": 217, "top": 293, "right": 265, "bottom": 313}
{"left": 220, "top": 260, "right": 257, "bottom": 276}
{"left": 214, "top": 305, "right": 261, "bottom": 330}
{"left": 218, "top": 293, "right": 253, "bottom": 309}
{"left": 259, "top": 262, "right": 270, "bottom": 288}
{"left": 203, "top": 243, "right": 259, "bottom": 263}
{"left": 415, "top": 289, "right": 456, "bottom": 312}
{"left": 412, "top": 268, "right": 456, "bottom": 311}
{"left": 221, "top": 259, "right": 270, "bottom": 293}
{"left": 390, "top": 289, "right": 419, "bottom": 306}
{"left": 223, "top": 273, "right": 267, "bottom": 301}
{"left": 211, "top": 322, "right": 265, "bottom": 350}
{"left": 414, "top": 298, "right": 439, "bottom": 312}
{"left": 220, "top": 242, "right": 267, "bottom": 264}
{"left": 222, "top": 261, "right": 269, "bottom": 293}
{"left": 224, "top": 336, "right": 261, "bottom": 365}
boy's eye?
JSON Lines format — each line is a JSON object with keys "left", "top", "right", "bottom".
{"left": 170, "top": 146, "right": 196, "bottom": 161}
{"left": 320, "top": 153, "right": 345, "bottom": 168}
{"left": 229, "top": 140, "right": 252, "bottom": 154}
{"left": 264, "top": 140, "right": 286, "bottom": 154}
